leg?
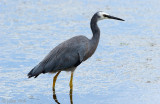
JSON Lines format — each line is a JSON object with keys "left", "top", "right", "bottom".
{"left": 52, "top": 71, "right": 61, "bottom": 104}
{"left": 53, "top": 71, "right": 61, "bottom": 90}
{"left": 69, "top": 72, "right": 74, "bottom": 104}
{"left": 69, "top": 72, "right": 74, "bottom": 90}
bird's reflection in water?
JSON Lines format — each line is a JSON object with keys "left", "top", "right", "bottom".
{"left": 52, "top": 71, "right": 74, "bottom": 104}
{"left": 69, "top": 88, "right": 73, "bottom": 104}
{"left": 53, "top": 88, "right": 60, "bottom": 104}
{"left": 52, "top": 85, "right": 73, "bottom": 104}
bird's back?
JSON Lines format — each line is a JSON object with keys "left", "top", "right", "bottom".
{"left": 28, "top": 35, "right": 90, "bottom": 78}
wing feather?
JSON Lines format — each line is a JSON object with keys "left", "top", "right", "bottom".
{"left": 28, "top": 36, "right": 89, "bottom": 78}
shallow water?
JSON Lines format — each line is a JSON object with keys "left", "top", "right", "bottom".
{"left": 1, "top": 0, "right": 160, "bottom": 104}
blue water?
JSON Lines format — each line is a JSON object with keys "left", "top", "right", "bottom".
{"left": 1, "top": 0, "right": 160, "bottom": 104}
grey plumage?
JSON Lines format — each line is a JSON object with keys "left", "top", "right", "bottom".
{"left": 28, "top": 11, "right": 124, "bottom": 78}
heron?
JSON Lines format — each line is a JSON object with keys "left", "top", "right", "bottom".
{"left": 28, "top": 11, "right": 124, "bottom": 96}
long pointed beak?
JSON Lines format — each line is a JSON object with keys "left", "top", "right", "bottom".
{"left": 107, "top": 15, "right": 125, "bottom": 21}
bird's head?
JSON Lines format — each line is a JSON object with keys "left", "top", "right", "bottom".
{"left": 96, "top": 11, "right": 124, "bottom": 21}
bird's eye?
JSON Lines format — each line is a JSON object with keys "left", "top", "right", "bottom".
{"left": 103, "top": 14, "right": 107, "bottom": 17}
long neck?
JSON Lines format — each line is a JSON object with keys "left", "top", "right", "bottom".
{"left": 90, "top": 15, "right": 100, "bottom": 47}
{"left": 83, "top": 15, "right": 101, "bottom": 60}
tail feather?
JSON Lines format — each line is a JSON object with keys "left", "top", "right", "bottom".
{"left": 28, "top": 68, "right": 34, "bottom": 78}
{"left": 28, "top": 64, "right": 44, "bottom": 78}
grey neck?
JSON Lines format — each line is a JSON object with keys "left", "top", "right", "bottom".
{"left": 90, "top": 15, "right": 100, "bottom": 44}
{"left": 84, "top": 14, "right": 101, "bottom": 59}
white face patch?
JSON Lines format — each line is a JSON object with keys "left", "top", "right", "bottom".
{"left": 97, "top": 11, "right": 109, "bottom": 20}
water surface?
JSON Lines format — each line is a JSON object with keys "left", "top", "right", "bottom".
{"left": 1, "top": 0, "right": 160, "bottom": 104}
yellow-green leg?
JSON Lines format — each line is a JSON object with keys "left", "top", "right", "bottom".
{"left": 52, "top": 71, "right": 61, "bottom": 90}
{"left": 69, "top": 72, "right": 74, "bottom": 104}
{"left": 52, "top": 71, "right": 61, "bottom": 104}
{"left": 69, "top": 72, "right": 74, "bottom": 89}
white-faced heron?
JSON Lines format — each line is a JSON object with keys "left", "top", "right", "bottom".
{"left": 28, "top": 11, "right": 124, "bottom": 93}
